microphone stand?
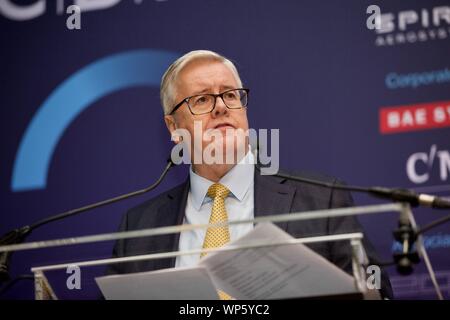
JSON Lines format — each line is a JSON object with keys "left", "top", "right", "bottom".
{"left": 255, "top": 164, "right": 450, "bottom": 279}
{"left": 0, "top": 158, "right": 175, "bottom": 283}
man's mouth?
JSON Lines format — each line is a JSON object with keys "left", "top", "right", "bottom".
{"left": 213, "top": 123, "right": 235, "bottom": 130}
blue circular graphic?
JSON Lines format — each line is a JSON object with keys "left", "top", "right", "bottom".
{"left": 11, "top": 49, "right": 179, "bottom": 192}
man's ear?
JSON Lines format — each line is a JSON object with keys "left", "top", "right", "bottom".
{"left": 164, "top": 115, "right": 180, "bottom": 143}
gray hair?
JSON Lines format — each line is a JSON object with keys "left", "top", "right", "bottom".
{"left": 160, "top": 50, "right": 243, "bottom": 115}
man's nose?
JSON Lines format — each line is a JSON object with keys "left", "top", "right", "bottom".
{"left": 211, "top": 96, "right": 228, "bottom": 118}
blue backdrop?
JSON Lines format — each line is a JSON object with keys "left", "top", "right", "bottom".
{"left": 1, "top": 0, "right": 449, "bottom": 299}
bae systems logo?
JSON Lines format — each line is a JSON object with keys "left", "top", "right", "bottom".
{"left": 379, "top": 100, "right": 450, "bottom": 134}
{"left": 0, "top": 0, "right": 165, "bottom": 21}
{"left": 366, "top": 5, "right": 450, "bottom": 47}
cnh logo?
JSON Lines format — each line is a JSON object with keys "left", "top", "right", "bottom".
{"left": 0, "top": 0, "right": 123, "bottom": 21}
{"left": 407, "top": 145, "right": 450, "bottom": 184}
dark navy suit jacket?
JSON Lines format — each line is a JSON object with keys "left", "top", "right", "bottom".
{"left": 107, "top": 169, "right": 393, "bottom": 299}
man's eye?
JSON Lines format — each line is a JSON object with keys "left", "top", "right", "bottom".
{"left": 194, "top": 96, "right": 208, "bottom": 105}
{"left": 224, "top": 92, "right": 238, "bottom": 100}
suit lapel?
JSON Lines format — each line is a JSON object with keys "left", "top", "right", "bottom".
{"left": 150, "top": 179, "right": 190, "bottom": 269}
{"left": 254, "top": 170, "right": 296, "bottom": 232}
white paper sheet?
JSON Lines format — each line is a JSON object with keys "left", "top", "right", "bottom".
{"left": 199, "top": 222, "right": 359, "bottom": 299}
{"left": 96, "top": 223, "right": 359, "bottom": 300}
{"left": 96, "top": 266, "right": 219, "bottom": 300}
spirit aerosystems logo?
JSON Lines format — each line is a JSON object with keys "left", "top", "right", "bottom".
{"left": 11, "top": 49, "right": 179, "bottom": 192}
{"left": 366, "top": 4, "right": 450, "bottom": 47}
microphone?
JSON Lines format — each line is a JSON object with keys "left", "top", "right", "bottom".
{"left": 364, "top": 187, "right": 450, "bottom": 210}
{"left": 254, "top": 162, "right": 449, "bottom": 275}
{"left": 255, "top": 164, "right": 450, "bottom": 209}
{"left": 0, "top": 157, "right": 176, "bottom": 283}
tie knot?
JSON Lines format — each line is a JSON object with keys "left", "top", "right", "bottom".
{"left": 207, "top": 183, "right": 230, "bottom": 200}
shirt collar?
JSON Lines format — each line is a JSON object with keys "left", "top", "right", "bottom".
{"left": 189, "top": 150, "right": 255, "bottom": 211}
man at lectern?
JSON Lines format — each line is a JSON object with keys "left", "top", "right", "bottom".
{"left": 106, "top": 50, "right": 393, "bottom": 299}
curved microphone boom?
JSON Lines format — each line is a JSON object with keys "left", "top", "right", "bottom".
{"left": 255, "top": 161, "right": 450, "bottom": 278}
{"left": 255, "top": 164, "right": 450, "bottom": 209}
{"left": 0, "top": 157, "right": 176, "bottom": 283}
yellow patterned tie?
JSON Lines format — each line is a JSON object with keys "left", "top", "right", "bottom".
{"left": 201, "top": 183, "right": 231, "bottom": 257}
{"left": 201, "top": 183, "right": 233, "bottom": 300}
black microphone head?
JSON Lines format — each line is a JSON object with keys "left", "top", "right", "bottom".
{"left": 167, "top": 149, "right": 183, "bottom": 166}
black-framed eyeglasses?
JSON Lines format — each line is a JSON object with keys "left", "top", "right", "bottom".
{"left": 169, "top": 88, "right": 249, "bottom": 115}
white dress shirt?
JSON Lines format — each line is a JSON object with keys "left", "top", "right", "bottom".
{"left": 175, "top": 150, "right": 255, "bottom": 268}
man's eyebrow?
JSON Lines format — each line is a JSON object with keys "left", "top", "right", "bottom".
{"left": 190, "top": 85, "right": 237, "bottom": 96}
{"left": 220, "top": 85, "right": 236, "bottom": 91}
{"left": 190, "top": 88, "right": 211, "bottom": 95}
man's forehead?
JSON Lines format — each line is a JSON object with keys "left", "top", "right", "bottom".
{"left": 177, "top": 60, "right": 239, "bottom": 93}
